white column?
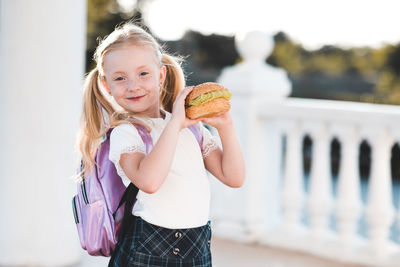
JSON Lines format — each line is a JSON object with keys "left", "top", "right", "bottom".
{"left": 0, "top": 0, "right": 86, "bottom": 266}
{"left": 281, "top": 121, "right": 304, "bottom": 232}
{"left": 334, "top": 125, "right": 362, "bottom": 246}
{"left": 364, "top": 128, "right": 395, "bottom": 257}
{"left": 244, "top": 102, "right": 268, "bottom": 239}
{"left": 307, "top": 123, "right": 332, "bottom": 238}
{"left": 216, "top": 31, "right": 291, "bottom": 241}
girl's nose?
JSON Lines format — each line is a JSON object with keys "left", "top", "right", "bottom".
{"left": 127, "top": 78, "right": 140, "bottom": 91}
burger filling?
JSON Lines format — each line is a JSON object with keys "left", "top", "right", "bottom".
{"left": 189, "top": 89, "right": 232, "bottom": 106}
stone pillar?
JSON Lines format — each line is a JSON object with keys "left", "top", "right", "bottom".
{"left": 0, "top": 0, "right": 86, "bottom": 266}
{"left": 334, "top": 125, "right": 362, "bottom": 247}
{"left": 214, "top": 31, "right": 292, "bottom": 240}
{"left": 306, "top": 122, "right": 333, "bottom": 239}
{"left": 281, "top": 121, "right": 304, "bottom": 232}
{"left": 364, "top": 128, "right": 395, "bottom": 257}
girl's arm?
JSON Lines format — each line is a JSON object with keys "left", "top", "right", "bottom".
{"left": 119, "top": 87, "right": 200, "bottom": 194}
{"left": 202, "top": 112, "right": 245, "bottom": 188}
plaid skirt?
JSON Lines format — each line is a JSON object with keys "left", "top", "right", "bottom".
{"left": 109, "top": 215, "right": 212, "bottom": 267}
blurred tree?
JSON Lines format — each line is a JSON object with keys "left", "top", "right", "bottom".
{"left": 86, "top": 0, "right": 150, "bottom": 71}
{"left": 372, "top": 44, "right": 400, "bottom": 104}
{"left": 162, "top": 30, "right": 238, "bottom": 85}
{"left": 267, "top": 32, "right": 304, "bottom": 75}
{"left": 386, "top": 44, "right": 400, "bottom": 75}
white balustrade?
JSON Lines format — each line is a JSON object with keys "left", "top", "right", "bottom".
{"left": 281, "top": 121, "right": 304, "bottom": 233}
{"left": 363, "top": 127, "right": 396, "bottom": 257}
{"left": 213, "top": 30, "right": 400, "bottom": 266}
{"left": 334, "top": 125, "right": 362, "bottom": 248}
{"left": 306, "top": 122, "right": 333, "bottom": 239}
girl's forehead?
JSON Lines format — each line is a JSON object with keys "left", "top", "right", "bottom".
{"left": 103, "top": 44, "right": 159, "bottom": 72}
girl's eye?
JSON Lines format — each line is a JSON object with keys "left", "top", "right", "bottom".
{"left": 114, "top": 77, "right": 124, "bottom": 81}
{"left": 140, "top": 72, "right": 149, "bottom": 76}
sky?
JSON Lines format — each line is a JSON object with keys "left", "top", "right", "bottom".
{"left": 119, "top": 0, "right": 400, "bottom": 50}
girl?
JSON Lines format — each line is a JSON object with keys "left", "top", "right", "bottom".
{"left": 78, "top": 22, "right": 245, "bottom": 267}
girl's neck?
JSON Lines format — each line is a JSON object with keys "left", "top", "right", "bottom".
{"left": 135, "top": 109, "right": 165, "bottom": 120}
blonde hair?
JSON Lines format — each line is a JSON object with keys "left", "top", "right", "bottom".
{"left": 77, "top": 23, "right": 185, "bottom": 174}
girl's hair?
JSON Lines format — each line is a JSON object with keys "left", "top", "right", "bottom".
{"left": 78, "top": 23, "right": 185, "bottom": 174}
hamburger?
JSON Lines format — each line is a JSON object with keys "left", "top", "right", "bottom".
{"left": 185, "top": 82, "right": 232, "bottom": 119}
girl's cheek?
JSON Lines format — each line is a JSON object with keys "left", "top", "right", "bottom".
{"left": 113, "top": 84, "right": 126, "bottom": 94}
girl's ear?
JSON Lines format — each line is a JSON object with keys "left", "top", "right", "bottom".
{"left": 101, "top": 79, "right": 112, "bottom": 95}
{"left": 159, "top": 65, "right": 167, "bottom": 86}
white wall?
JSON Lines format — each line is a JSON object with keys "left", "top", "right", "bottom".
{"left": 0, "top": 0, "right": 86, "bottom": 265}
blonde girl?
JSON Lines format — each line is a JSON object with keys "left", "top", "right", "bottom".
{"left": 78, "top": 22, "right": 245, "bottom": 267}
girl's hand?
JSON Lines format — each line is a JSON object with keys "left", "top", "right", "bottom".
{"left": 201, "top": 111, "right": 233, "bottom": 130}
{"left": 171, "top": 86, "right": 201, "bottom": 129}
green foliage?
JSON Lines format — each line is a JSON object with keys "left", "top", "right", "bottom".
{"left": 268, "top": 34, "right": 400, "bottom": 105}
{"left": 86, "top": 0, "right": 148, "bottom": 71}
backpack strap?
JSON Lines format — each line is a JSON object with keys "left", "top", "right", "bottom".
{"left": 113, "top": 123, "right": 155, "bottom": 246}
{"left": 113, "top": 123, "right": 153, "bottom": 218}
{"left": 134, "top": 124, "right": 154, "bottom": 153}
{"left": 188, "top": 124, "right": 204, "bottom": 152}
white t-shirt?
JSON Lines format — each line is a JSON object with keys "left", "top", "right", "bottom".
{"left": 109, "top": 111, "right": 218, "bottom": 229}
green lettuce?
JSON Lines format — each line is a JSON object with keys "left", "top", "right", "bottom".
{"left": 189, "top": 90, "right": 232, "bottom": 106}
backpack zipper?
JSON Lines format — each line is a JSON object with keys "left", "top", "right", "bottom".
{"left": 81, "top": 180, "right": 89, "bottom": 205}
{"left": 80, "top": 161, "right": 89, "bottom": 205}
{"left": 72, "top": 196, "right": 79, "bottom": 224}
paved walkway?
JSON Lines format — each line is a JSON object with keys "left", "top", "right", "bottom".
{"left": 210, "top": 237, "right": 365, "bottom": 267}
{"left": 79, "top": 237, "right": 366, "bottom": 267}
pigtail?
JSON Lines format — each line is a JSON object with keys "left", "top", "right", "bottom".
{"left": 160, "top": 54, "right": 185, "bottom": 112}
{"left": 78, "top": 68, "right": 115, "bottom": 174}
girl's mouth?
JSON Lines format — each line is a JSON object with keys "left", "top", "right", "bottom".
{"left": 127, "top": 95, "right": 145, "bottom": 102}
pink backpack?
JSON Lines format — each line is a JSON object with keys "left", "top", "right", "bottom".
{"left": 72, "top": 124, "right": 203, "bottom": 257}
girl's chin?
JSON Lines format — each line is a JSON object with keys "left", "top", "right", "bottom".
{"left": 122, "top": 103, "right": 148, "bottom": 114}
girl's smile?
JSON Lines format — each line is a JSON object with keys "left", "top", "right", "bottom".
{"left": 127, "top": 95, "right": 145, "bottom": 102}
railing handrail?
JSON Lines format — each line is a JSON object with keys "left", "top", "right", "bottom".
{"left": 258, "top": 98, "right": 400, "bottom": 126}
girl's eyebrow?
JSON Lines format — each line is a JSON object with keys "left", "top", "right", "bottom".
{"left": 111, "top": 70, "right": 125, "bottom": 76}
{"left": 111, "top": 65, "right": 149, "bottom": 75}
{"left": 136, "top": 65, "right": 149, "bottom": 70}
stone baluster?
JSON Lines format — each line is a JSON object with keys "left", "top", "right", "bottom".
{"left": 364, "top": 127, "right": 395, "bottom": 257}
{"left": 334, "top": 125, "right": 362, "bottom": 247}
{"left": 306, "top": 123, "right": 333, "bottom": 238}
{"left": 281, "top": 121, "right": 305, "bottom": 232}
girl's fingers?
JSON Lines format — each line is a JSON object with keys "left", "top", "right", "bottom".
{"left": 171, "top": 87, "right": 195, "bottom": 124}
{"left": 176, "top": 86, "right": 194, "bottom": 102}
{"left": 173, "top": 86, "right": 194, "bottom": 113}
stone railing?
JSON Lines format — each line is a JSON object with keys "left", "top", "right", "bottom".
{"left": 210, "top": 31, "right": 400, "bottom": 266}
{"left": 210, "top": 97, "right": 400, "bottom": 266}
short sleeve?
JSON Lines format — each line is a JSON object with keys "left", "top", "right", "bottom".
{"left": 109, "top": 124, "right": 146, "bottom": 186}
{"left": 199, "top": 122, "right": 219, "bottom": 158}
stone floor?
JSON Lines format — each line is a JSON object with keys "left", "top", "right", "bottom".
{"left": 79, "top": 237, "right": 366, "bottom": 267}
{"left": 210, "top": 238, "right": 366, "bottom": 267}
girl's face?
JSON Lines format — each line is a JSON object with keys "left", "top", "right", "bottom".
{"left": 102, "top": 44, "right": 166, "bottom": 118}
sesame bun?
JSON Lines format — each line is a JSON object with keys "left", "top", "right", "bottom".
{"left": 185, "top": 82, "right": 231, "bottom": 119}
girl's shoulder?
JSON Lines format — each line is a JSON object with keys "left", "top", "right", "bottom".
{"left": 110, "top": 123, "right": 143, "bottom": 143}
{"left": 112, "top": 122, "right": 137, "bottom": 134}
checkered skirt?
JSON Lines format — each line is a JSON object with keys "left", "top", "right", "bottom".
{"left": 109, "top": 215, "right": 212, "bottom": 267}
